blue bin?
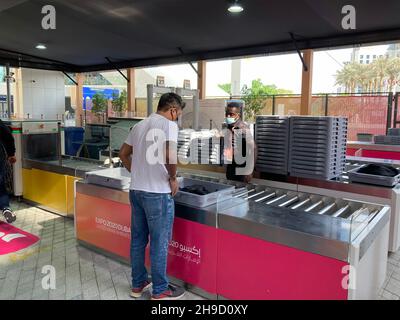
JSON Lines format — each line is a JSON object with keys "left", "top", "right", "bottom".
{"left": 64, "top": 127, "right": 84, "bottom": 157}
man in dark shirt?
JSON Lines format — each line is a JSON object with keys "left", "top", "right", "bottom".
{"left": 223, "top": 102, "right": 256, "bottom": 183}
{"left": 0, "top": 119, "right": 17, "bottom": 223}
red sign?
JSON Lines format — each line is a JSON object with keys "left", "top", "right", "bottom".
{"left": 75, "top": 193, "right": 131, "bottom": 260}
{"left": 217, "top": 229, "right": 349, "bottom": 300}
{"left": 0, "top": 222, "right": 40, "bottom": 255}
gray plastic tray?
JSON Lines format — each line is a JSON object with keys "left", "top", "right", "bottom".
{"left": 174, "top": 178, "right": 235, "bottom": 208}
{"left": 347, "top": 165, "right": 400, "bottom": 187}
{"left": 86, "top": 167, "right": 131, "bottom": 190}
{"left": 389, "top": 128, "right": 400, "bottom": 136}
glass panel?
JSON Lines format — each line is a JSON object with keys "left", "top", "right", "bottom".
{"left": 349, "top": 205, "right": 374, "bottom": 242}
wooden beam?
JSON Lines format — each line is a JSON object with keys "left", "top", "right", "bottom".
{"left": 300, "top": 49, "right": 313, "bottom": 115}
{"left": 127, "top": 68, "right": 136, "bottom": 113}
{"left": 75, "top": 73, "right": 84, "bottom": 126}
{"left": 197, "top": 61, "right": 206, "bottom": 99}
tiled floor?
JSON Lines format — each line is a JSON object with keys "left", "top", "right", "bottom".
{"left": 0, "top": 201, "right": 399, "bottom": 300}
{"left": 0, "top": 201, "right": 203, "bottom": 300}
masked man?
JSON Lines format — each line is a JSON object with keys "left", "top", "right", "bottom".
{"left": 223, "top": 102, "right": 256, "bottom": 183}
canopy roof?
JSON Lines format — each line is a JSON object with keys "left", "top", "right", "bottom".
{"left": 1, "top": 0, "right": 400, "bottom": 72}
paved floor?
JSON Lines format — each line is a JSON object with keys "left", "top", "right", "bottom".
{"left": 0, "top": 201, "right": 399, "bottom": 300}
{"left": 0, "top": 201, "right": 203, "bottom": 300}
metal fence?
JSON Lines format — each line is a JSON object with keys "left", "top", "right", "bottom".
{"left": 80, "top": 92, "right": 399, "bottom": 142}
{"left": 225, "top": 92, "right": 393, "bottom": 141}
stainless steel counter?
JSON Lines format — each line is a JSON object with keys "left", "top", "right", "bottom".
{"left": 23, "top": 156, "right": 107, "bottom": 178}
{"left": 76, "top": 171, "right": 390, "bottom": 263}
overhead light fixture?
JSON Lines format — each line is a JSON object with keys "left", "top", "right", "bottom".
{"left": 228, "top": 0, "right": 244, "bottom": 13}
{"left": 36, "top": 44, "right": 47, "bottom": 50}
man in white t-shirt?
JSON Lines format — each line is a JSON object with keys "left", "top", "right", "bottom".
{"left": 119, "top": 92, "right": 186, "bottom": 300}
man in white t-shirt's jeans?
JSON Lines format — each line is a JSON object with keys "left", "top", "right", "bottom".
{"left": 119, "top": 93, "right": 186, "bottom": 300}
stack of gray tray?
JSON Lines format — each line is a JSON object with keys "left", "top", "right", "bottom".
{"left": 190, "top": 137, "right": 222, "bottom": 164}
{"left": 255, "top": 116, "right": 290, "bottom": 175}
{"left": 178, "top": 130, "right": 193, "bottom": 162}
{"left": 389, "top": 128, "right": 400, "bottom": 136}
{"left": 178, "top": 130, "right": 222, "bottom": 165}
{"left": 374, "top": 134, "right": 400, "bottom": 145}
{"left": 288, "top": 116, "right": 348, "bottom": 180}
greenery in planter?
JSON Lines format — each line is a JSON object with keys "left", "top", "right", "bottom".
{"left": 111, "top": 89, "right": 128, "bottom": 113}
{"left": 218, "top": 79, "right": 292, "bottom": 122}
{"left": 91, "top": 92, "right": 108, "bottom": 115}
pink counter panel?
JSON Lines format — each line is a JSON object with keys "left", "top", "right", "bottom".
{"left": 216, "top": 229, "right": 349, "bottom": 300}
{"left": 347, "top": 148, "right": 400, "bottom": 160}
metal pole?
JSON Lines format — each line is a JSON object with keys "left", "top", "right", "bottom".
{"left": 57, "top": 122, "right": 62, "bottom": 166}
{"left": 147, "top": 85, "right": 154, "bottom": 117}
{"left": 393, "top": 92, "right": 399, "bottom": 128}
{"left": 325, "top": 94, "right": 329, "bottom": 116}
{"left": 193, "top": 90, "right": 200, "bottom": 130}
{"left": 5, "top": 64, "right": 12, "bottom": 118}
{"left": 387, "top": 92, "right": 393, "bottom": 134}
{"left": 108, "top": 126, "right": 113, "bottom": 168}
{"left": 272, "top": 96, "right": 276, "bottom": 115}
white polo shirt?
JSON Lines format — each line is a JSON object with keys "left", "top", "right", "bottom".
{"left": 125, "top": 113, "right": 178, "bottom": 193}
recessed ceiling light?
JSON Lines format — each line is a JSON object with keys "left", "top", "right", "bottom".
{"left": 228, "top": 1, "right": 244, "bottom": 13}
{"left": 36, "top": 44, "right": 47, "bottom": 50}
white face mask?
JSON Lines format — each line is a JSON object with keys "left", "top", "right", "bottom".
{"left": 226, "top": 117, "right": 238, "bottom": 125}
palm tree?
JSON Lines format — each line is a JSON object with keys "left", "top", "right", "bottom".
{"left": 335, "top": 62, "right": 359, "bottom": 93}
{"left": 386, "top": 57, "right": 400, "bottom": 92}
{"left": 353, "top": 63, "right": 370, "bottom": 92}
{"left": 371, "top": 57, "right": 389, "bottom": 92}
{"left": 335, "top": 57, "right": 398, "bottom": 93}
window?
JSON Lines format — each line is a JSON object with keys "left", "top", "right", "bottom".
{"left": 366, "top": 60, "right": 370, "bottom": 64}
{"left": 360, "top": 60, "right": 364, "bottom": 64}
{"left": 366, "top": 55, "right": 370, "bottom": 59}
{"left": 360, "top": 55, "right": 364, "bottom": 59}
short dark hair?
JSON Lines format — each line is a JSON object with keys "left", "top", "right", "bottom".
{"left": 227, "top": 101, "right": 242, "bottom": 109}
{"left": 226, "top": 102, "right": 241, "bottom": 115}
{"left": 157, "top": 93, "right": 186, "bottom": 112}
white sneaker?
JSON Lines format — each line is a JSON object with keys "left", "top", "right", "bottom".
{"left": 2, "top": 208, "right": 16, "bottom": 224}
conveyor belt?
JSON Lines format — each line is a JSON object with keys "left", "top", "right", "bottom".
{"left": 179, "top": 172, "right": 379, "bottom": 223}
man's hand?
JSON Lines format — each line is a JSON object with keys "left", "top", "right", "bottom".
{"left": 169, "top": 177, "right": 179, "bottom": 197}
{"left": 8, "top": 156, "right": 17, "bottom": 165}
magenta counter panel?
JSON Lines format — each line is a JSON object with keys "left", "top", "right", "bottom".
{"left": 216, "top": 229, "right": 349, "bottom": 300}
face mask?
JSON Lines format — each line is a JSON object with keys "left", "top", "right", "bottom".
{"left": 226, "top": 117, "right": 237, "bottom": 125}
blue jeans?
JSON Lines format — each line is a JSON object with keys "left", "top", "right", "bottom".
{"left": 0, "top": 165, "right": 9, "bottom": 211}
{"left": 129, "top": 190, "right": 174, "bottom": 295}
